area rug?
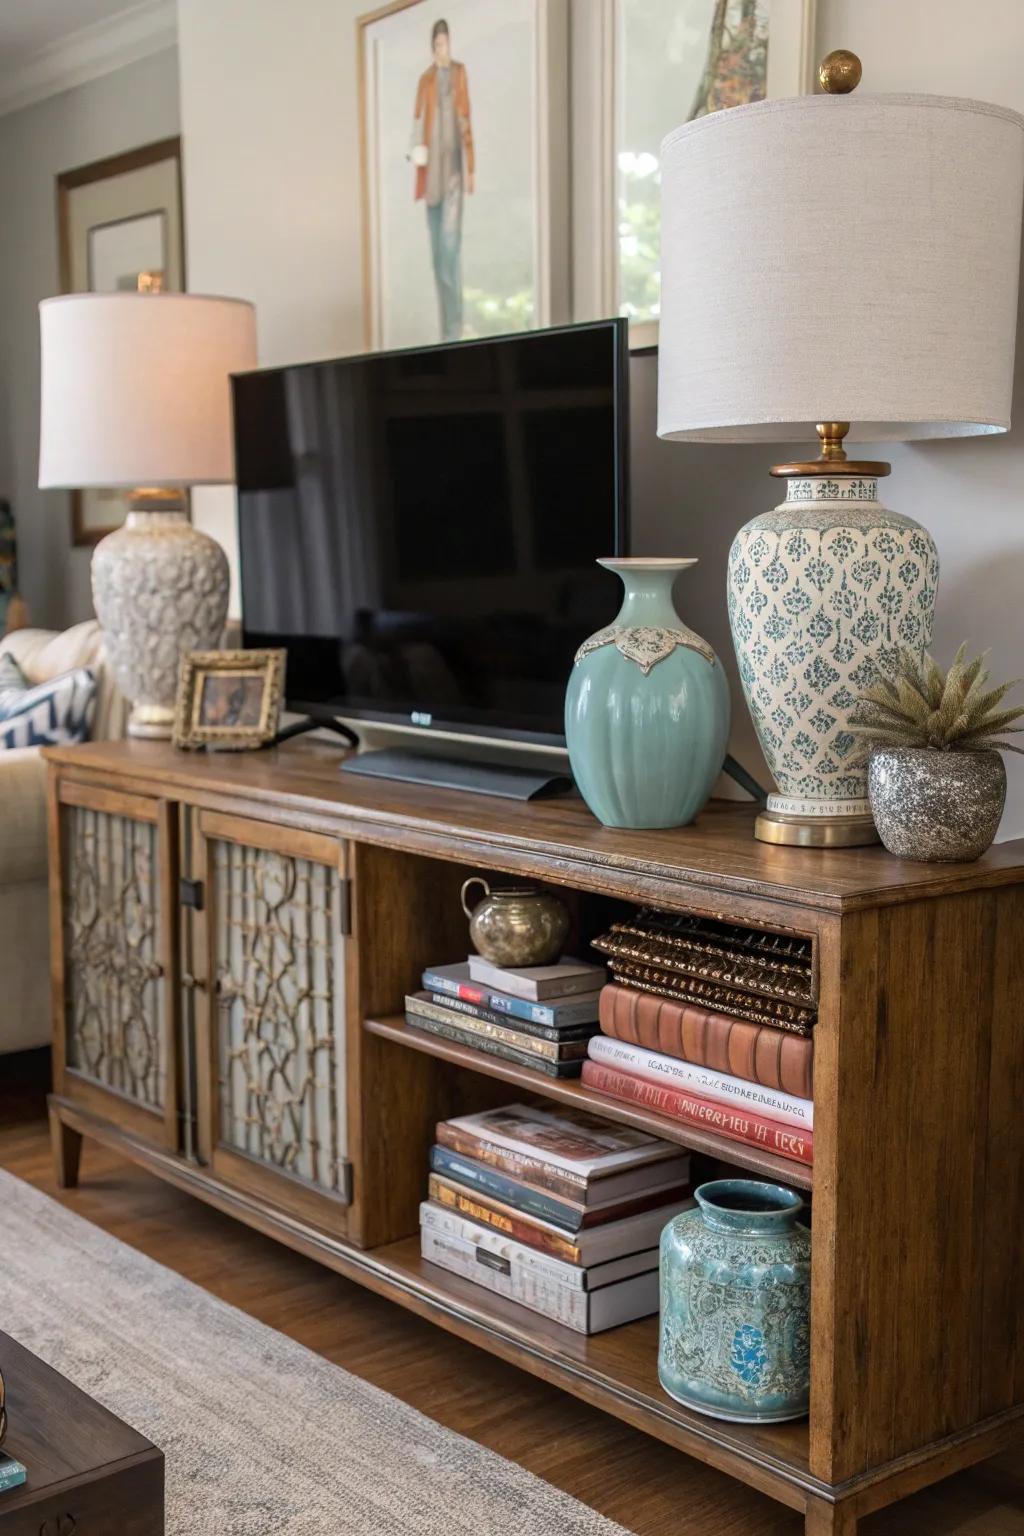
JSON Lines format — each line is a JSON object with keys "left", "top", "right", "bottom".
{"left": 0, "top": 1169, "right": 631, "bottom": 1535}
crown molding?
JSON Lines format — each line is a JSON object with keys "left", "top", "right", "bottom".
{"left": 0, "top": 0, "right": 178, "bottom": 120}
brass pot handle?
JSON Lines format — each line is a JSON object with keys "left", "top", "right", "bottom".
{"left": 460, "top": 876, "right": 490, "bottom": 920}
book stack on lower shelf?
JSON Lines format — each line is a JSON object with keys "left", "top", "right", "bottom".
{"left": 420, "top": 1103, "right": 694, "bottom": 1333}
{"left": 584, "top": 910, "right": 816, "bottom": 1168}
{"left": 405, "top": 955, "right": 607, "bottom": 1077}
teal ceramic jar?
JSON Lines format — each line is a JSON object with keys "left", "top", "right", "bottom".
{"left": 565, "top": 559, "right": 730, "bottom": 829}
{"left": 659, "top": 1179, "right": 811, "bottom": 1423}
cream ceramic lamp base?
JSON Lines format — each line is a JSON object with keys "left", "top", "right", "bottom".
{"left": 91, "top": 491, "right": 230, "bottom": 739}
{"left": 727, "top": 441, "right": 940, "bottom": 848}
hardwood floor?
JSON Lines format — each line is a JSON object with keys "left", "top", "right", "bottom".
{"left": 2, "top": 1050, "right": 1023, "bottom": 1536}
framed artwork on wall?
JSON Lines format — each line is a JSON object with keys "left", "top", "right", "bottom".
{"left": 56, "top": 136, "right": 185, "bottom": 546}
{"left": 357, "top": 0, "right": 569, "bottom": 351}
{"left": 573, "top": 0, "right": 817, "bottom": 347}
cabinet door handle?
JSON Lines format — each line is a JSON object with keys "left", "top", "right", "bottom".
{"left": 182, "top": 972, "right": 207, "bottom": 991}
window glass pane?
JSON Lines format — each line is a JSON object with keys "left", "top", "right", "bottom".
{"left": 616, "top": 0, "right": 769, "bottom": 324}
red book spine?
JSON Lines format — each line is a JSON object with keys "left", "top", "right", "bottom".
{"left": 581, "top": 1061, "right": 813, "bottom": 1167}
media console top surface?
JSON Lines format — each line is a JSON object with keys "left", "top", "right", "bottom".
{"left": 44, "top": 738, "right": 1024, "bottom": 916}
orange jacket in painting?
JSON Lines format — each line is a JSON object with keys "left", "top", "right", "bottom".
{"left": 412, "top": 61, "right": 474, "bottom": 201}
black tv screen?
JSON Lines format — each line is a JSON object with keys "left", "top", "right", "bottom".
{"left": 234, "top": 320, "right": 629, "bottom": 744}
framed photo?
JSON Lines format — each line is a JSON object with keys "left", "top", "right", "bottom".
{"left": 357, "top": 0, "right": 569, "bottom": 350}
{"left": 173, "top": 651, "right": 285, "bottom": 753}
{"left": 574, "top": 0, "right": 817, "bottom": 348}
{"left": 57, "top": 137, "right": 185, "bottom": 546}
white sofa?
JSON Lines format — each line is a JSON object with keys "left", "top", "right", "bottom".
{"left": 0, "top": 621, "right": 126, "bottom": 1054}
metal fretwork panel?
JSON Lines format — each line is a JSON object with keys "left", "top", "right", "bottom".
{"left": 212, "top": 839, "right": 347, "bottom": 1198}
{"left": 64, "top": 805, "right": 165, "bottom": 1107}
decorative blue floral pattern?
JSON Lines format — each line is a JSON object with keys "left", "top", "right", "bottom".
{"left": 731, "top": 1326, "right": 769, "bottom": 1387}
{"left": 727, "top": 479, "right": 939, "bottom": 806}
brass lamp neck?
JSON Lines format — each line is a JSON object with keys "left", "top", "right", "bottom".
{"left": 770, "top": 423, "right": 891, "bottom": 480}
{"left": 816, "top": 421, "right": 850, "bottom": 462}
{"left": 128, "top": 487, "right": 188, "bottom": 513}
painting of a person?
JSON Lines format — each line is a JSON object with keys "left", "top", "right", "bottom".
{"left": 410, "top": 18, "right": 474, "bottom": 342}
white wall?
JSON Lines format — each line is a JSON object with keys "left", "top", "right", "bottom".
{"left": 177, "top": 0, "right": 366, "bottom": 615}
{"left": 812, "top": 0, "right": 1024, "bottom": 838}
{"left": 177, "top": 0, "right": 1024, "bottom": 837}
{"left": 0, "top": 47, "right": 180, "bottom": 630}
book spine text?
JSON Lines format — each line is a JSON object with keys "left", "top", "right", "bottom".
{"left": 580, "top": 1062, "right": 814, "bottom": 1166}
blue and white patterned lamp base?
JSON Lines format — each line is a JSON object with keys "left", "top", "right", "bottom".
{"left": 727, "top": 473, "right": 939, "bottom": 846}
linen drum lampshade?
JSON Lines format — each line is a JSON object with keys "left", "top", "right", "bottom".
{"left": 657, "top": 83, "right": 1024, "bottom": 845}
{"left": 39, "top": 293, "right": 256, "bottom": 488}
{"left": 38, "top": 293, "right": 258, "bottom": 739}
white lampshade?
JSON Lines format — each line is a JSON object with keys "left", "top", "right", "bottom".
{"left": 657, "top": 94, "right": 1024, "bottom": 443}
{"left": 39, "top": 293, "right": 257, "bottom": 488}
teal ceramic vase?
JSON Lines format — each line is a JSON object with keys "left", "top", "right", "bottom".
{"left": 565, "top": 559, "right": 729, "bottom": 829}
{"left": 659, "top": 1179, "right": 811, "bottom": 1423}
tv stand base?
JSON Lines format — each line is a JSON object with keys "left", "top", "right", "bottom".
{"left": 340, "top": 748, "right": 572, "bottom": 801}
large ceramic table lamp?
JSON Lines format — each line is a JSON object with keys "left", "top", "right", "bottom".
{"left": 657, "top": 51, "right": 1024, "bottom": 846}
{"left": 39, "top": 293, "right": 257, "bottom": 738}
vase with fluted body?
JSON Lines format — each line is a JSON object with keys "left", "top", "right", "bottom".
{"left": 564, "top": 558, "right": 729, "bottom": 829}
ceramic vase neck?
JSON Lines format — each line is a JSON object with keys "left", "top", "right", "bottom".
{"left": 695, "top": 1179, "right": 804, "bottom": 1237}
{"left": 600, "top": 558, "right": 695, "bottom": 628}
{"left": 783, "top": 476, "right": 879, "bottom": 506}
{"left": 125, "top": 510, "right": 190, "bottom": 530}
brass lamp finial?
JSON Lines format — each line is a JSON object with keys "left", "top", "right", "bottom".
{"left": 819, "top": 49, "right": 862, "bottom": 94}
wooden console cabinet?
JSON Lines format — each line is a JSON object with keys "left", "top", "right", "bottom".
{"left": 43, "top": 738, "right": 1024, "bottom": 1534}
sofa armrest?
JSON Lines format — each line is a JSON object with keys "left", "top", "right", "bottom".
{"left": 0, "top": 747, "right": 48, "bottom": 886}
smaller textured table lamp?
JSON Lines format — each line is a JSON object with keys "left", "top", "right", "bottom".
{"left": 657, "top": 52, "right": 1024, "bottom": 846}
{"left": 39, "top": 293, "right": 257, "bottom": 738}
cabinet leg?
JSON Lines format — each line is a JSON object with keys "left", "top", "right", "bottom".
{"left": 805, "top": 1496, "right": 857, "bottom": 1536}
{"left": 49, "top": 1105, "right": 83, "bottom": 1189}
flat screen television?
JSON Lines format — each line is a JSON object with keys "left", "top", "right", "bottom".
{"left": 234, "top": 319, "right": 629, "bottom": 746}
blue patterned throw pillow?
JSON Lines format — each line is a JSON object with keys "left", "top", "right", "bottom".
{"left": 0, "top": 667, "right": 97, "bottom": 750}
{"left": 0, "top": 653, "right": 28, "bottom": 713}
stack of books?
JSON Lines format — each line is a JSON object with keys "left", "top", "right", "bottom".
{"left": 420, "top": 1102, "right": 693, "bottom": 1333}
{"left": 405, "top": 955, "right": 607, "bottom": 1077}
{"left": 584, "top": 910, "right": 815, "bottom": 1167}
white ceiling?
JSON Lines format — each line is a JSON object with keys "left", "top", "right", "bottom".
{"left": 0, "top": 0, "right": 177, "bottom": 118}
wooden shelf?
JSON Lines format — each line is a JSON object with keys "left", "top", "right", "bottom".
{"left": 364, "top": 1014, "right": 813, "bottom": 1192}
{"left": 46, "top": 1093, "right": 816, "bottom": 1511}
{"left": 371, "top": 1233, "right": 815, "bottom": 1503}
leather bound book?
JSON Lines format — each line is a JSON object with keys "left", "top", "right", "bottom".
{"left": 598, "top": 984, "right": 814, "bottom": 1098}
{"left": 603, "top": 958, "right": 815, "bottom": 1032}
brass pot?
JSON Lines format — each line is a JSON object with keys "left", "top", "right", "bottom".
{"left": 460, "top": 878, "right": 570, "bottom": 967}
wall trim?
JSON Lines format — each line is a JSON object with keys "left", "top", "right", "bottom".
{"left": 0, "top": 0, "right": 178, "bottom": 120}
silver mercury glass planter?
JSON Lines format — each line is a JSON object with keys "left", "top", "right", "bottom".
{"left": 867, "top": 748, "right": 1006, "bottom": 863}
{"left": 91, "top": 498, "right": 229, "bottom": 739}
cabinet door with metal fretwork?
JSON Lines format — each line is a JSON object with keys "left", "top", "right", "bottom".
{"left": 188, "top": 808, "right": 351, "bottom": 1235}
{"left": 50, "top": 779, "right": 180, "bottom": 1151}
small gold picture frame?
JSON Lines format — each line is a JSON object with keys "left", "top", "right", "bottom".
{"left": 173, "top": 650, "right": 285, "bottom": 752}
